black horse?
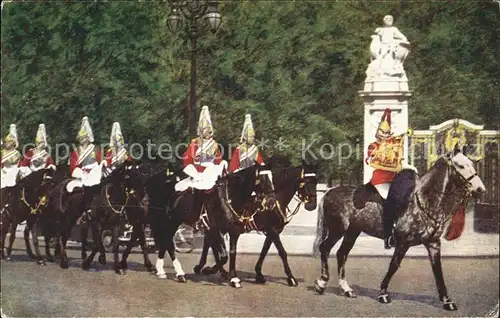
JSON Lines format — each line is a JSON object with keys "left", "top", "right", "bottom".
{"left": 146, "top": 163, "right": 275, "bottom": 282}
{"left": 313, "top": 148, "right": 485, "bottom": 311}
{"left": 0, "top": 167, "right": 56, "bottom": 264}
{"left": 43, "top": 165, "right": 104, "bottom": 269}
{"left": 79, "top": 159, "right": 151, "bottom": 274}
{"left": 196, "top": 161, "right": 317, "bottom": 288}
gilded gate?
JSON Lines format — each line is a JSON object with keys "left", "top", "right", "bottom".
{"left": 409, "top": 119, "right": 499, "bottom": 233}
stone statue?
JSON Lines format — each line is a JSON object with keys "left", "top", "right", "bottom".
{"left": 366, "top": 15, "right": 410, "bottom": 80}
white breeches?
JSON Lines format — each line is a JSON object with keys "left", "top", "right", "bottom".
{"left": 18, "top": 166, "right": 33, "bottom": 179}
{"left": 67, "top": 164, "right": 103, "bottom": 193}
{"left": 175, "top": 161, "right": 227, "bottom": 192}
{"left": 374, "top": 183, "right": 390, "bottom": 200}
{"left": 401, "top": 162, "right": 419, "bottom": 174}
{"left": 1, "top": 167, "right": 19, "bottom": 189}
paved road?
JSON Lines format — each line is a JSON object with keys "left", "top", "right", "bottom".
{"left": 1, "top": 242, "right": 498, "bottom": 317}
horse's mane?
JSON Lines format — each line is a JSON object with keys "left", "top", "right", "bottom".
{"left": 18, "top": 168, "right": 50, "bottom": 187}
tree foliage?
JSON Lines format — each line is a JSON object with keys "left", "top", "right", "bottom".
{"left": 1, "top": 0, "right": 499, "bottom": 181}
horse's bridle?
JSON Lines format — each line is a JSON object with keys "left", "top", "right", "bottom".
{"left": 275, "top": 168, "right": 317, "bottom": 223}
{"left": 20, "top": 169, "right": 53, "bottom": 215}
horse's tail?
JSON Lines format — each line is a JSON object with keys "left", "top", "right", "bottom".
{"left": 313, "top": 192, "right": 327, "bottom": 257}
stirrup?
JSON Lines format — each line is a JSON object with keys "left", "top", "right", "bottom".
{"left": 77, "top": 210, "right": 92, "bottom": 225}
{"left": 384, "top": 236, "right": 395, "bottom": 249}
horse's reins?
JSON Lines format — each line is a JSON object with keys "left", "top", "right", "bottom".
{"left": 20, "top": 172, "right": 51, "bottom": 215}
{"left": 105, "top": 183, "right": 136, "bottom": 215}
{"left": 223, "top": 169, "right": 267, "bottom": 223}
{"left": 414, "top": 158, "right": 474, "bottom": 237}
{"left": 276, "top": 169, "right": 316, "bottom": 224}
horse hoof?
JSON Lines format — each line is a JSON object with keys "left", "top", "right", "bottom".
{"left": 230, "top": 278, "right": 242, "bottom": 289}
{"left": 193, "top": 265, "right": 202, "bottom": 274}
{"left": 37, "top": 259, "right": 46, "bottom": 266}
{"left": 220, "top": 270, "right": 229, "bottom": 280}
{"left": 157, "top": 273, "right": 167, "bottom": 279}
{"left": 116, "top": 268, "right": 126, "bottom": 275}
{"left": 145, "top": 265, "right": 154, "bottom": 272}
{"left": 177, "top": 275, "right": 187, "bottom": 283}
{"left": 344, "top": 291, "right": 357, "bottom": 298}
{"left": 314, "top": 280, "right": 326, "bottom": 295}
{"left": 46, "top": 256, "right": 55, "bottom": 263}
{"left": 98, "top": 255, "right": 106, "bottom": 266}
{"left": 254, "top": 274, "right": 266, "bottom": 284}
{"left": 201, "top": 266, "right": 214, "bottom": 275}
{"left": 443, "top": 300, "right": 458, "bottom": 311}
{"left": 60, "top": 261, "right": 69, "bottom": 269}
{"left": 378, "top": 293, "right": 391, "bottom": 304}
{"left": 82, "top": 262, "right": 91, "bottom": 270}
{"left": 287, "top": 277, "right": 298, "bottom": 287}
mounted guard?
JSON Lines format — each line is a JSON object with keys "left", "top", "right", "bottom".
{"left": 364, "top": 108, "right": 417, "bottom": 249}
{"left": 229, "top": 114, "right": 264, "bottom": 173}
{"left": 105, "top": 122, "right": 131, "bottom": 170}
{"left": 19, "top": 124, "right": 56, "bottom": 178}
{"left": 68, "top": 116, "right": 107, "bottom": 223}
{"left": 1, "top": 124, "right": 22, "bottom": 212}
{"left": 1, "top": 124, "right": 22, "bottom": 190}
{"left": 176, "top": 105, "right": 227, "bottom": 192}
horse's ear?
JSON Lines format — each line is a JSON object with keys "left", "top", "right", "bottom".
{"left": 262, "top": 161, "right": 272, "bottom": 171}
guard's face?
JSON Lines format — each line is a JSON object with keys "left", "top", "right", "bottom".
{"left": 246, "top": 135, "right": 255, "bottom": 145}
{"left": 3, "top": 138, "right": 15, "bottom": 149}
{"left": 115, "top": 135, "right": 124, "bottom": 148}
{"left": 377, "top": 129, "right": 391, "bottom": 140}
{"left": 384, "top": 16, "right": 393, "bottom": 26}
{"left": 202, "top": 127, "right": 212, "bottom": 140}
{"left": 78, "top": 134, "right": 90, "bottom": 145}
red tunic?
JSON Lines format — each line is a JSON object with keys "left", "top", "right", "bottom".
{"left": 366, "top": 141, "right": 396, "bottom": 185}
{"left": 183, "top": 138, "right": 222, "bottom": 172}
{"left": 229, "top": 144, "right": 264, "bottom": 173}
{"left": 105, "top": 148, "right": 131, "bottom": 167}
{"left": 69, "top": 144, "right": 101, "bottom": 175}
{"left": 19, "top": 149, "right": 54, "bottom": 170}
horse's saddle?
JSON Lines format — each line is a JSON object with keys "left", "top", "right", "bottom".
{"left": 353, "top": 183, "right": 383, "bottom": 209}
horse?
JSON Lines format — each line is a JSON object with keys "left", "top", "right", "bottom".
{"left": 195, "top": 161, "right": 318, "bottom": 288}
{"left": 313, "top": 147, "right": 486, "bottom": 311}
{"left": 146, "top": 163, "right": 275, "bottom": 282}
{"left": 78, "top": 159, "right": 151, "bottom": 274}
{"left": 43, "top": 165, "right": 105, "bottom": 269}
{"left": 0, "top": 167, "right": 56, "bottom": 264}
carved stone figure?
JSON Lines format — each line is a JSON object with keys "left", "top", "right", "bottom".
{"left": 366, "top": 15, "right": 410, "bottom": 80}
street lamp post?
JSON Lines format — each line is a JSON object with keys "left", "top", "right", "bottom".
{"left": 167, "top": 0, "right": 222, "bottom": 136}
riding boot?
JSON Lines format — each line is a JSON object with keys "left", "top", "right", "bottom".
{"left": 77, "top": 186, "right": 94, "bottom": 224}
{"left": 382, "top": 199, "right": 395, "bottom": 249}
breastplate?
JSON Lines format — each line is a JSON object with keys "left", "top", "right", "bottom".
{"left": 80, "top": 150, "right": 97, "bottom": 166}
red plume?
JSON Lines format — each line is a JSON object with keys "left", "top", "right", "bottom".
{"left": 381, "top": 108, "right": 391, "bottom": 126}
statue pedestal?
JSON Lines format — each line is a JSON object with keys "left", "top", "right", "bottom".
{"left": 359, "top": 85, "right": 412, "bottom": 183}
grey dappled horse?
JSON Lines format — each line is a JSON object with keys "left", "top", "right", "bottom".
{"left": 313, "top": 148, "right": 485, "bottom": 311}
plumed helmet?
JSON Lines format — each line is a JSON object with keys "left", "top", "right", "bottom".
{"left": 240, "top": 114, "right": 255, "bottom": 143}
{"left": 197, "top": 105, "right": 214, "bottom": 138}
{"left": 4, "top": 124, "right": 19, "bottom": 148}
{"left": 376, "top": 108, "right": 392, "bottom": 139}
{"left": 77, "top": 116, "right": 94, "bottom": 143}
{"left": 109, "top": 122, "right": 124, "bottom": 148}
{"left": 35, "top": 123, "right": 48, "bottom": 147}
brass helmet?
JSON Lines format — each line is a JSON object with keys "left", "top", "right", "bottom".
{"left": 375, "top": 108, "right": 392, "bottom": 140}
{"left": 77, "top": 116, "right": 94, "bottom": 144}
{"left": 35, "top": 124, "right": 48, "bottom": 148}
{"left": 197, "top": 105, "right": 214, "bottom": 139}
{"left": 109, "top": 122, "right": 124, "bottom": 149}
{"left": 240, "top": 114, "right": 255, "bottom": 143}
{"left": 3, "top": 124, "right": 19, "bottom": 149}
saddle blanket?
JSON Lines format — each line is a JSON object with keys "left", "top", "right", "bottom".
{"left": 1, "top": 167, "right": 19, "bottom": 189}
{"left": 66, "top": 179, "right": 83, "bottom": 193}
{"left": 175, "top": 161, "right": 227, "bottom": 192}
{"left": 72, "top": 163, "right": 103, "bottom": 188}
